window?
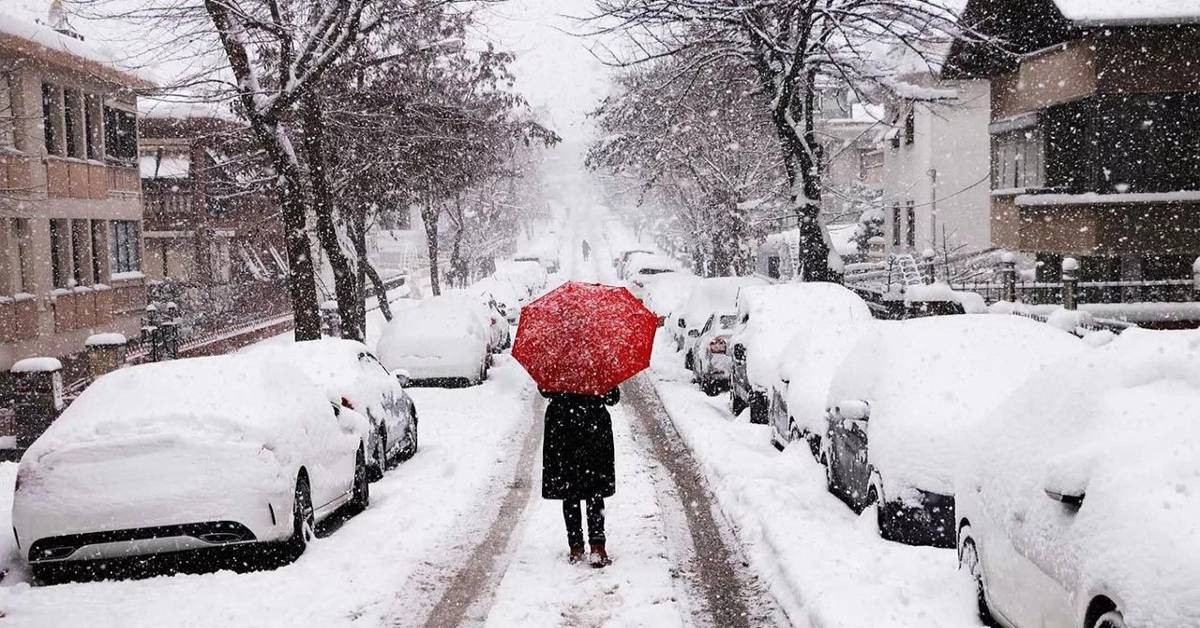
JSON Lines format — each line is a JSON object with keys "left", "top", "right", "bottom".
{"left": 766, "top": 256, "right": 781, "bottom": 279}
{"left": 90, "top": 220, "right": 105, "bottom": 283}
{"left": 892, "top": 203, "right": 902, "bottom": 246}
{"left": 85, "top": 94, "right": 103, "bottom": 160}
{"left": 63, "top": 89, "right": 82, "bottom": 158}
{"left": 12, "top": 219, "right": 31, "bottom": 293}
{"left": 210, "top": 239, "right": 232, "bottom": 284}
{"left": 904, "top": 107, "right": 915, "bottom": 145}
{"left": 103, "top": 106, "right": 137, "bottom": 163}
{"left": 109, "top": 220, "right": 141, "bottom": 275}
{"left": 0, "top": 73, "right": 13, "bottom": 149}
{"left": 49, "top": 218, "right": 69, "bottom": 288}
{"left": 992, "top": 129, "right": 1044, "bottom": 190}
{"left": 70, "top": 220, "right": 89, "bottom": 285}
{"left": 42, "top": 83, "right": 62, "bottom": 155}
{"left": 905, "top": 202, "right": 916, "bottom": 247}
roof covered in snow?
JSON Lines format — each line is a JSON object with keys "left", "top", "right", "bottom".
{"left": 0, "top": 9, "right": 152, "bottom": 88}
{"left": 1052, "top": 0, "right": 1200, "bottom": 25}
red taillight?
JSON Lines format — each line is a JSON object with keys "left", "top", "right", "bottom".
{"left": 709, "top": 338, "right": 727, "bottom": 354}
{"left": 341, "top": 396, "right": 355, "bottom": 410}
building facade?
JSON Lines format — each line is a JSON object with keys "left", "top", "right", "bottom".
{"left": 0, "top": 15, "right": 150, "bottom": 374}
{"left": 945, "top": 0, "right": 1200, "bottom": 284}
{"left": 875, "top": 77, "right": 993, "bottom": 258}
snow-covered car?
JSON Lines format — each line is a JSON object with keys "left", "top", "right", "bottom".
{"left": 956, "top": 329, "right": 1200, "bottom": 628}
{"left": 513, "top": 252, "right": 560, "bottom": 274}
{"left": 12, "top": 355, "right": 371, "bottom": 581}
{"left": 377, "top": 296, "right": 491, "bottom": 386}
{"left": 672, "top": 276, "right": 768, "bottom": 365}
{"left": 689, "top": 311, "right": 741, "bottom": 395}
{"left": 444, "top": 291, "right": 511, "bottom": 354}
{"left": 640, "top": 271, "right": 700, "bottom": 323}
{"left": 728, "top": 283, "right": 871, "bottom": 424}
{"left": 625, "top": 254, "right": 685, "bottom": 300}
{"left": 766, "top": 319, "right": 876, "bottom": 458}
{"left": 614, "top": 248, "right": 652, "bottom": 277}
{"left": 248, "top": 338, "right": 418, "bottom": 480}
{"left": 496, "top": 259, "right": 548, "bottom": 299}
{"left": 823, "top": 315, "right": 1082, "bottom": 547}
{"left": 472, "top": 275, "right": 523, "bottom": 324}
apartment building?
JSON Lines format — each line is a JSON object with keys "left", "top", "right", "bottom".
{"left": 0, "top": 13, "right": 152, "bottom": 373}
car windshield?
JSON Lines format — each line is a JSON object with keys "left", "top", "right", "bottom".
{"left": 639, "top": 268, "right": 673, "bottom": 276}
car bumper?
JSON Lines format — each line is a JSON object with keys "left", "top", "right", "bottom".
{"left": 14, "top": 441, "right": 294, "bottom": 564}
{"left": 389, "top": 355, "right": 484, "bottom": 381}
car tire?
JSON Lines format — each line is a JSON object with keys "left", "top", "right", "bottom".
{"left": 684, "top": 350, "right": 694, "bottom": 371}
{"left": 731, "top": 391, "right": 747, "bottom": 416}
{"left": 749, "top": 393, "right": 769, "bottom": 425}
{"left": 399, "top": 415, "right": 419, "bottom": 461}
{"left": 350, "top": 448, "right": 370, "bottom": 514}
{"left": 368, "top": 429, "right": 386, "bottom": 482}
{"left": 700, "top": 376, "right": 720, "bottom": 397}
{"left": 286, "top": 474, "right": 315, "bottom": 559}
{"left": 959, "top": 533, "right": 999, "bottom": 626}
{"left": 1094, "top": 611, "right": 1126, "bottom": 628}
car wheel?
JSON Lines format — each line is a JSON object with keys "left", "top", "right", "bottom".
{"left": 684, "top": 350, "right": 694, "bottom": 371}
{"left": 1094, "top": 611, "right": 1126, "bottom": 628}
{"left": 960, "top": 534, "right": 999, "bottom": 626}
{"left": 731, "top": 391, "right": 747, "bottom": 416}
{"left": 286, "top": 474, "right": 315, "bottom": 558}
{"left": 368, "top": 429, "right": 386, "bottom": 481}
{"left": 350, "top": 448, "right": 370, "bottom": 513}
{"left": 399, "top": 415, "right": 419, "bottom": 461}
{"left": 749, "top": 393, "right": 769, "bottom": 425}
{"left": 700, "top": 375, "right": 720, "bottom": 397}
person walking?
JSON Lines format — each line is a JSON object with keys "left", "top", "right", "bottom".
{"left": 541, "top": 387, "right": 619, "bottom": 567}
{"left": 581, "top": 239, "right": 591, "bottom": 261}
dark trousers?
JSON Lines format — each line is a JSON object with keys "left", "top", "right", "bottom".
{"left": 562, "top": 498, "right": 605, "bottom": 549}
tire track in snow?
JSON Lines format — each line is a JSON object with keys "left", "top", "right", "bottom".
{"left": 624, "top": 375, "right": 787, "bottom": 628}
{"left": 403, "top": 395, "right": 545, "bottom": 628}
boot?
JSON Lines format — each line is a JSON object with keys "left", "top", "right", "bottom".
{"left": 568, "top": 546, "right": 585, "bottom": 564}
{"left": 588, "top": 542, "right": 612, "bottom": 568}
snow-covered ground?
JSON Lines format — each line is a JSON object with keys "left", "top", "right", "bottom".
{"left": 0, "top": 358, "right": 537, "bottom": 627}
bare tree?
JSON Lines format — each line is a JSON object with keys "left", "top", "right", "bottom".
{"left": 586, "top": 0, "right": 963, "bottom": 282}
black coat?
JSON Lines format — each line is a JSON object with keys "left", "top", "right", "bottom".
{"left": 541, "top": 388, "right": 619, "bottom": 501}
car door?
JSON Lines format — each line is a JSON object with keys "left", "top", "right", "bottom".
{"left": 827, "top": 411, "right": 870, "bottom": 509}
{"left": 1002, "top": 480, "right": 1082, "bottom": 627}
{"left": 310, "top": 403, "right": 362, "bottom": 515}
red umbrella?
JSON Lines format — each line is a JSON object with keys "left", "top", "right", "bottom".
{"left": 513, "top": 281, "right": 658, "bottom": 395}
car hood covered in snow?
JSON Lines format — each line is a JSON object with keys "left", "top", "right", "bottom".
{"left": 961, "top": 329, "right": 1200, "bottom": 627}
{"left": 827, "top": 315, "right": 1083, "bottom": 496}
{"left": 377, "top": 297, "right": 487, "bottom": 364}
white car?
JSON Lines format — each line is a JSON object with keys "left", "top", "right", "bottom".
{"left": 823, "top": 315, "right": 1082, "bottom": 547}
{"left": 672, "top": 276, "right": 768, "bottom": 365}
{"left": 248, "top": 338, "right": 418, "bottom": 480}
{"left": 377, "top": 296, "right": 491, "bottom": 386}
{"left": 513, "top": 252, "right": 559, "bottom": 274}
{"left": 688, "top": 311, "right": 740, "bottom": 395}
{"left": 625, "top": 254, "right": 684, "bottom": 300}
{"left": 641, "top": 272, "right": 700, "bottom": 323}
{"left": 444, "top": 291, "right": 511, "bottom": 354}
{"left": 496, "top": 260, "right": 548, "bottom": 300}
{"left": 728, "top": 283, "right": 872, "bottom": 423}
{"left": 614, "top": 248, "right": 653, "bottom": 277}
{"left": 956, "top": 329, "right": 1200, "bottom": 628}
{"left": 12, "top": 355, "right": 370, "bottom": 582}
{"left": 471, "top": 276, "right": 523, "bottom": 324}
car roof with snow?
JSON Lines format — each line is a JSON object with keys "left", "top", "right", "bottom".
{"left": 23, "top": 355, "right": 333, "bottom": 462}
{"left": 826, "top": 314, "right": 1084, "bottom": 495}
{"left": 733, "top": 282, "right": 872, "bottom": 385}
{"left": 627, "top": 254, "right": 682, "bottom": 273}
{"left": 245, "top": 338, "right": 393, "bottom": 407}
{"left": 679, "top": 276, "right": 769, "bottom": 327}
{"left": 961, "top": 328, "right": 1200, "bottom": 626}
{"left": 642, "top": 273, "right": 701, "bottom": 316}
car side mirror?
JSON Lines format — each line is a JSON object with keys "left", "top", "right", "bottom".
{"left": 392, "top": 369, "right": 411, "bottom": 387}
{"left": 1044, "top": 488, "right": 1085, "bottom": 508}
{"left": 687, "top": 329, "right": 700, "bottom": 338}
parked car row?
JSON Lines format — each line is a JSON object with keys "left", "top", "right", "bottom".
{"left": 654, "top": 261, "right": 1199, "bottom": 626}
{"left": 13, "top": 339, "right": 418, "bottom": 582}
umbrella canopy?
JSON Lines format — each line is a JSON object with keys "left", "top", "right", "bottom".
{"left": 513, "top": 281, "right": 658, "bottom": 395}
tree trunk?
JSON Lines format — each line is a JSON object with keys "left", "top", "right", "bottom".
{"left": 300, "top": 92, "right": 364, "bottom": 340}
{"left": 421, "top": 199, "right": 441, "bottom": 296}
{"left": 348, "top": 204, "right": 391, "bottom": 321}
{"left": 277, "top": 164, "right": 322, "bottom": 340}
